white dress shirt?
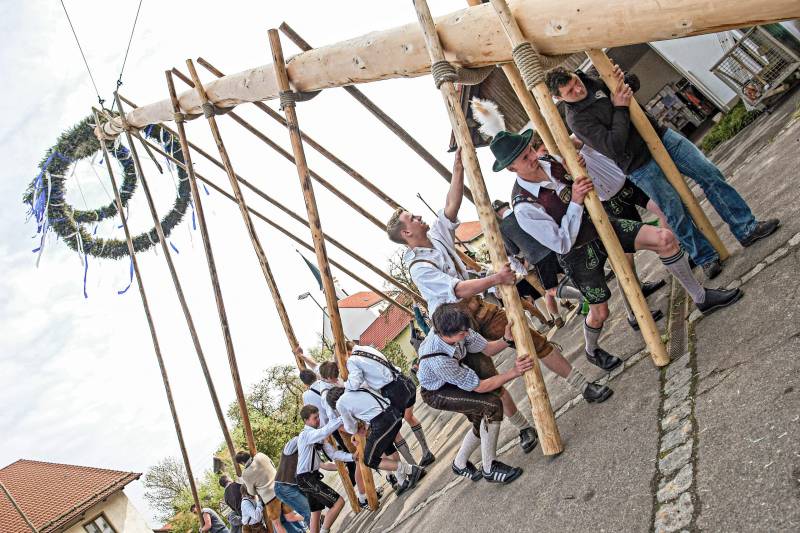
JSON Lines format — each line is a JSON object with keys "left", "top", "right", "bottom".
{"left": 302, "top": 381, "right": 333, "bottom": 425}
{"left": 404, "top": 209, "right": 469, "bottom": 315}
{"left": 513, "top": 173, "right": 585, "bottom": 255}
{"left": 578, "top": 145, "right": 628, "bottom": 201}
{"left": 295, "top": 418, "right": 352, "bottom": 475}
{"left": 334, "top": 389, "right": 389, "bottom": 435}
{"left": 345, "top": 345, "right": 396, "bottom": 392}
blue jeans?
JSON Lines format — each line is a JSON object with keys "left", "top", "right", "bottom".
{"left": 628, "top": 128, "right": 756, "bottom": 265}
{"left": 274, "top": 482, "right": 311, "bottom": 529}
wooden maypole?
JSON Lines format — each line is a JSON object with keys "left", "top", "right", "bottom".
{"left": 411, "top": 0, "right": 563, "bottom": 455}
{"left": 92, "top": 108, "right": 203, "bottom": 525}
{"left": 584, "top": 49, "right": 729, "bottom": 260}
{"left": 486, "top": 0, "right": 669, "bottom": 366}
{"left": 112, "top": 94, "right": 244, "bottom": 474}
{"left": 268, "top": 28, "right": 380, "bottom": 511}
{"left": 182, "top": 58, "right": 361, "bottom": 511}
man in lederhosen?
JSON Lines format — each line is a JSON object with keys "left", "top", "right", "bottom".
{"left": 386, "top": 149, "right": 614, "bottom": 429}
{"left": 490, "top": 129, "right": 743, "bottom": 363}
{"left": 344, "top": 340, "right": 435, "bottom": 468}
{"left": 417, "top": 303, "right": 533, "bottom": 484}
{"left": 326, "top": 386, "right": 425, "bottom": 495}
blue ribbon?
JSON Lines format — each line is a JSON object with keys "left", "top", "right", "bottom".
{"left": 118, "top": 257, "right": 134, "bottom": 295}
{"left": 202, "top": 183, "right": 210, "bottom": 195}
{"left": 82, "top": 254, "right": 89, "bottom": 299}
{"left": 169, "top": 240, "right": 179, "bottom": 254}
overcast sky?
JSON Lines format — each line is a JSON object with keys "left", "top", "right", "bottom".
{"left": 0, "top": 1, "right": 514, "bottom": 526}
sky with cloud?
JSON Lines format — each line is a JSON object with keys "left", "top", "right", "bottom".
{"left": 0, "top": 1, "right": 513, "bottom": 525}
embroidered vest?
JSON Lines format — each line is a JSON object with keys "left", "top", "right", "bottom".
{"left": 511, "top": 157, "right": 598, "bottom": 250}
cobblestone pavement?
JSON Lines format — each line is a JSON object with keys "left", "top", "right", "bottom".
{"left": 332, "top": 93, "right": 800, "bottom": 533}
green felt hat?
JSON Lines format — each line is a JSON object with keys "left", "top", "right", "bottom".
{"left": 490, "top": 129, "right": 533, "bottom": 172}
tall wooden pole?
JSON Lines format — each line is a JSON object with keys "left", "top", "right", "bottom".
{"left": 112, "top": 95, "right": 244, "bottom": 474}
{"left": 411, "top": 0, "right": 563, "bottom": 455}
{"left": 584, "top": 49, "right": 730, "bottom": 260}
{"left": 119, "top": 94, "right": 424, "bottom": 306}
{"left": 1, "top": 481, "right": 39, "bottom": 533}
{"left": 269, "top": 29, "right": 380, "bottom": 511}
{"left": 178, "top": 64, "right": 306, "bottom": 368}
{"left": 170, "top": 67, "right": 384, "bottom": 230}
{"left": 487, "top": 0, "right": 669, "bottom": 366}
{"left": 182, "top": 60, "right": 360, "bottom": 511}
{"left": 92, "top": 109, "right": 203, "bottom": 525}
{"left": 134, "top": 128, "right": 416, "bottom": 317}
{"left": 164, "top": 72, "right": 257, "bottom": 455}
{"left": 196, "top": 57, "right": 402, "bottom": 211}
{"left": 278, "top": 22, "right": 476, "bottom": 204}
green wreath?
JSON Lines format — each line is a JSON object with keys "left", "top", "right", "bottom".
{"left": 24, "top": 115, "right": 191, "bottom": 260}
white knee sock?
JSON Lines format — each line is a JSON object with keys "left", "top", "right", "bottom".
{"left": 661, "top": 249, "right": 706, "bottom": 303}
{"left": 453, "top": 430, "right": 481, "bottom": 469}
{"left": 480, "top": 420, "right": 501, "bottom": 474}
{"left": 566, "top": 368, "right": 588, "bottom": 392}
{"left": 506, "top": 410, "right": 532, "bottom": 431}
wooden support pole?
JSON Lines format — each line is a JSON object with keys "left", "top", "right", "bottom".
{"left": 411, "top": 0, "right": 563, "bottom": 455}
{"left": 165, "top": 72, "right": 258, "bottom": 455}
{"left": 180, "top": 63, "right": 307, "bottom": 368}
{"left": 1, "top": 481, "right": 39, "bottom": 533}
{"left": 278, "top": 22, "right": 476, "bottom": 204}
{"left": 463, "top": 0, "right": 560, "bottom": 156}
{"left": 170, "top": 67, "right": 385, "bottom": 231}
{"left": 112, "top": 95, "right": 244, "bottom": 474}
{"left": 184, "top": 59, "right": 360, "bottom": 511}
{"left": 487, "top": 0, "right": 669, "bottom": 367}
{"left": 135, "top": 129, "right": 416, "bottom": 317}
{"left": 584, "top": 49, "right": 730, "bottom": 261}
{"left": 92, "top": 108, "right": 203, "bottom": 525}
{"left": 196, "top": 57, "right": 402, "bottom": 211}
{"left": 269, "top": 29, "right": 379, "bottom": 511}
{"left": 119, "top": 93, "right": 424, "bottom": 306}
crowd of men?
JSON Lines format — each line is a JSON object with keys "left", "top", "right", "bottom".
{"left": 197, "top": 64, "right": 779, "bottom": 532}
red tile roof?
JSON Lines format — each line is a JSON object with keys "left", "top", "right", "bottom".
{"left": 455, "top": 221, "right": 483, "bottom": 242}
{"left": 358, "top": 300, "right": 413, "bottom": 350}
{"left": 0, "top": 459, "right": 140, "bottom": 533}
{"left": 338, "top": 291, "right": 383, "bottom": 309}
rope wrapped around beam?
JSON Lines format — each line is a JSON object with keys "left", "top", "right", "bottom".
{"left": 279, "top": 89, "right": 322, "bottom": 110}
{"left": 512, "top": 41, "right": 571, "bottom": 89}
{"left": 431, "top": 60, "right": 495, "bottom": 88}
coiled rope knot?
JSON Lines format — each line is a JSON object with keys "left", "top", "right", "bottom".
{"left": 279, "top": 90, "right": 297, "bottom": 110}
{"left": 201, "top": 102, "right": 218, "bottom": 119}
{"left": 173, "top": 111, "right": 186, "bottom": 124}
{"left": 431, "top": 60, "right": 458, "bottom": 89}
{"left": 512, "top": 41, "right": 544, "bottom": 90}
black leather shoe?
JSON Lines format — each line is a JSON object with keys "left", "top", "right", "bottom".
{"left": 585, "top": 348, "right": 623, "bottom": 371}
{"left": 696, "top": 287, "right": 743, "bottom": 315}
{"left": 483, "top": 461, "right": 523, "bottom": 484}
{"left": 702, "top": 259, "right": 723, "bottom": 280}
{"left": 452, "top": 461, "right": 482, "bottom": 481}
{"left": 419, "top": 451, "right": 436, "bottom": 467}
{"left": 583, "top": 382, "right": 614, "bottom": 403}
{"left": 519, "top": 427, "right": 539, "bottom": 453}
{"left": 628, "top": 309, "right": 665, "bottom": 331}
{"left": 641, "top": 279, "right": 666, "bottom": 297}
{"left": 740, "top": 219, "right": 780, "bottom": 247}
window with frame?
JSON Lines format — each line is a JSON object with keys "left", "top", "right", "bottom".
{"left": 83, "top": 514, "right": 117, "bottom": 533}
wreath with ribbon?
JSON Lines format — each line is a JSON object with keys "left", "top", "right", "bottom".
{"left": 24, "top": 114, "right": 191, "bottom": 261}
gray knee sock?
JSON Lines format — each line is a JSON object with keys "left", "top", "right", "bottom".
{"left": 506, "top": 410, "right": 532, "bottom": 431}
{"left": 661, "top": 249, "right": 705, "bottom": 303}
{"left": 480, "top": 420, "right": 502, "bottom": 474}
{"left": 410, "top": 423, "right": 431, "bottom": 456}
{"left": 566, "top": 368, "right": 588, "bottom": 392}
{"left": 454, "top": 430, "right": 481, "bottom": 469}
{"left": 583, "top": 319, "right": 603, "bottom": 355}
{"left": 395, "top": 437, "right": 416, "bottom": 465}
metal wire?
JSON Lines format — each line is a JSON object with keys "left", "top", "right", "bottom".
{"left": 59, "top": 0, "right": 104, "bottom": 105}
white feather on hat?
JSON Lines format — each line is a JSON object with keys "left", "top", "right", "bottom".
{"left": 470, "top": 97, "right": 506, "bottom": 138}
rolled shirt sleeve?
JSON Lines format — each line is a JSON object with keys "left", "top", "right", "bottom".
{"left": 514, "top": 200, "right": 585, "bottom": 255}
{"left": 410, "top": 262, "right": 460, "bottom": 311}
